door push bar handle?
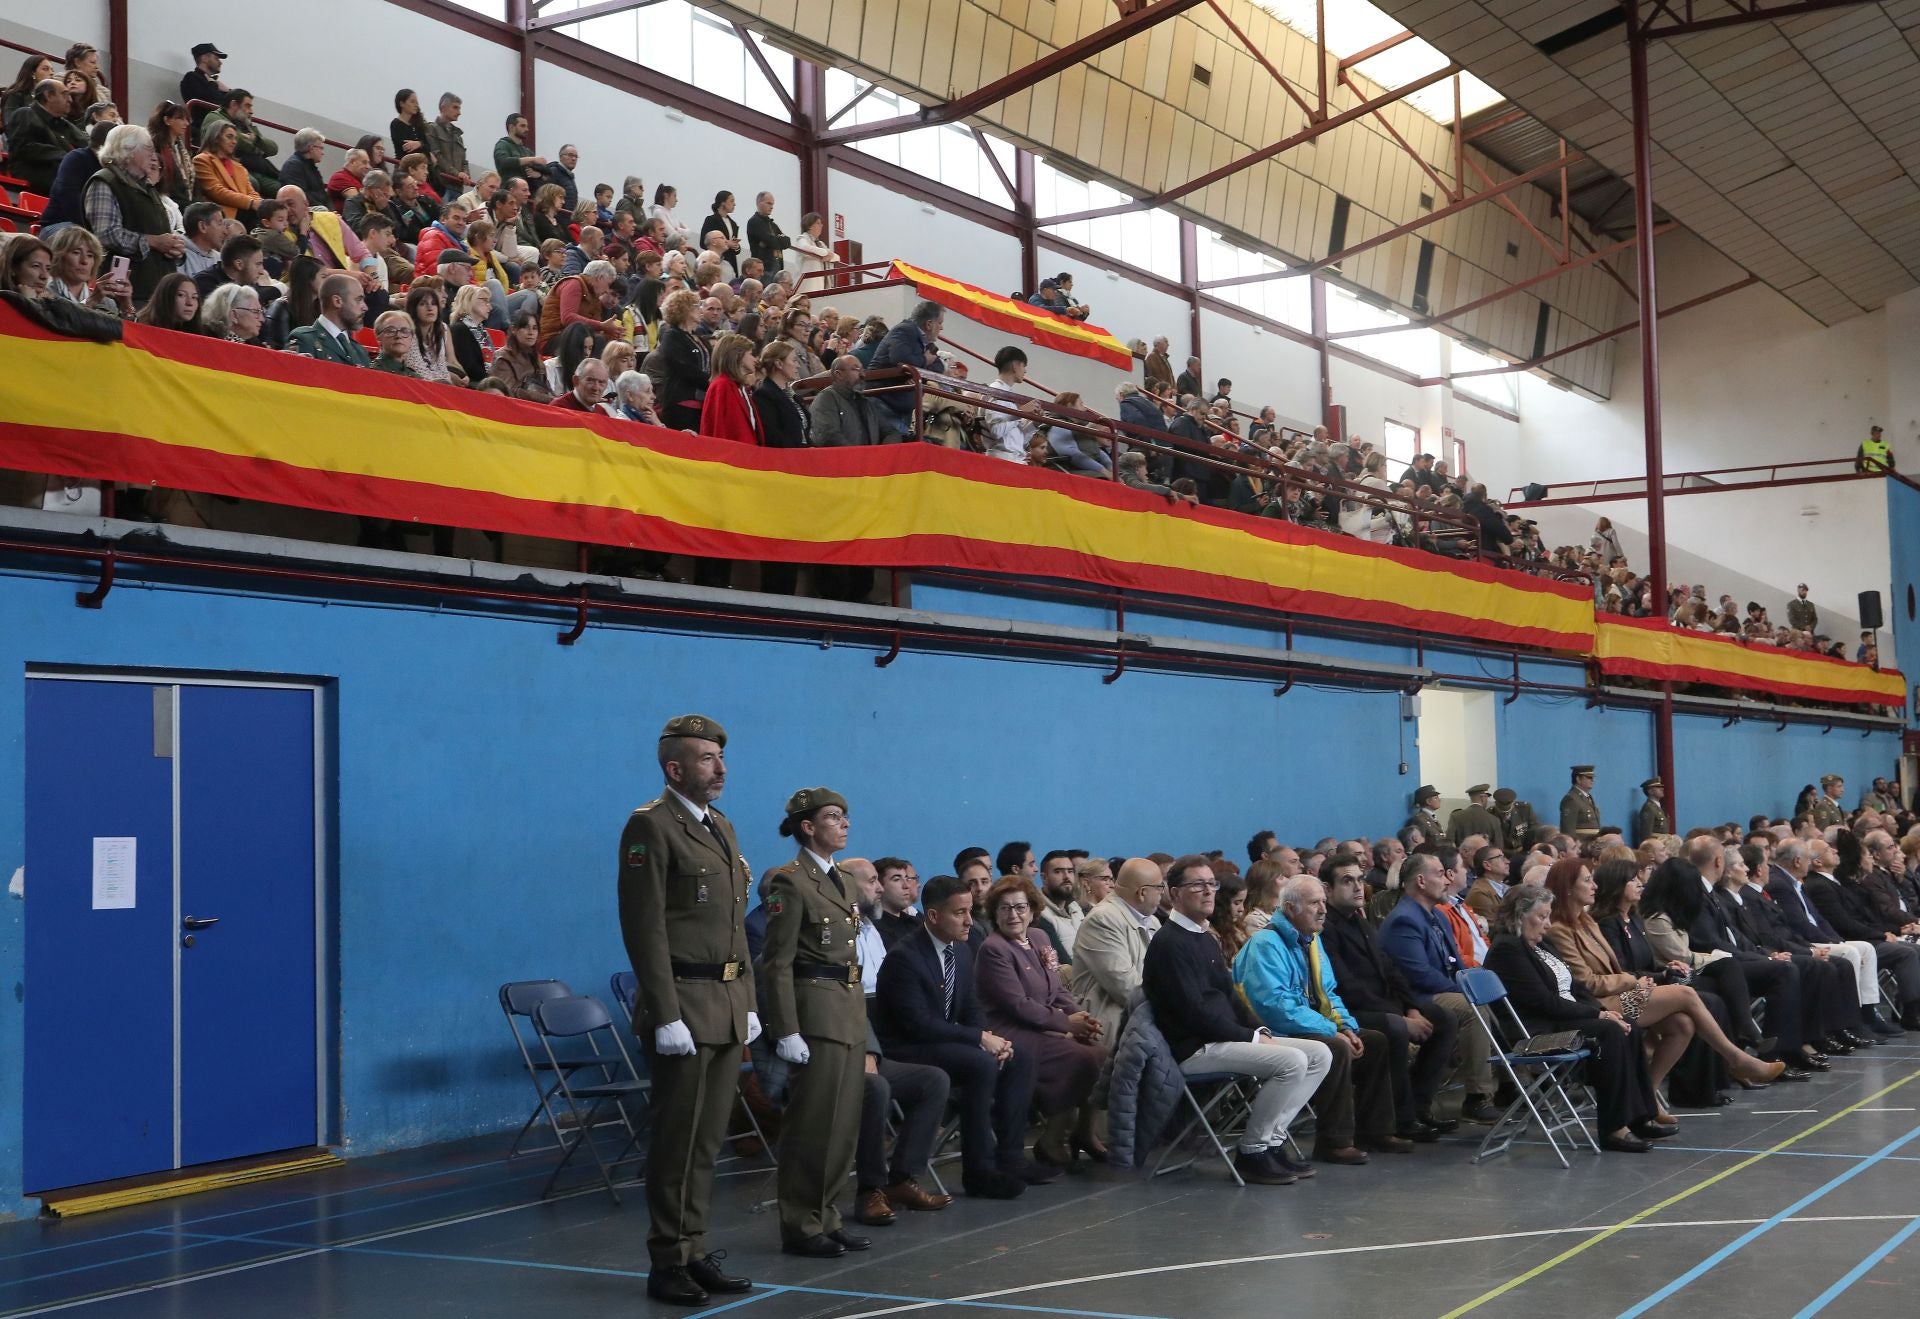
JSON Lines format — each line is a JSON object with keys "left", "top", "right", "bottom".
{"left": 182, "top": 915, "right": 221, "bottom": 930}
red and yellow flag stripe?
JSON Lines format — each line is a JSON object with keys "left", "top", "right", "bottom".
{"left": 889, "top": 260, "right": 1133, "bottom": 370}
{"left": 1595, "top": 617, "right": 1905, "bottom": 709}
{"left": 0, "top": 306, "right": 1596, "bottom": 650}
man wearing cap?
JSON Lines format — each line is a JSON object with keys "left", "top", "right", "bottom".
{"left": 1809, "top": 775, "right": 1847, "bottom": 830}
{"left": 1857, "top": 425, "right": 1894, "bottom": 474}
{"left": 1560, "top": 766, "right": 1600, "bottom": 838}
{"left": 618, "top": 715, "right": 759, "bottom": 1307}
{"left": 1489, "top": 788, "right": 1539, "bottom": 856}
{"left": 181, "top": 42, "right": 229, "bottom": 135}
{"left": 1447, "top": 786, "right": 1501, "bottom": 848}
{"left": 1633, "top": 779, "right": 1669, "bottom": 845}
{"left": 1406, "top": 787, "right": 1444, "bottom": 844}
{"left": 758, "top": 788, "right": 871, "bottom": 1259}
{"left": 1786, "top": 584, "right": 1818, "bottom": 635}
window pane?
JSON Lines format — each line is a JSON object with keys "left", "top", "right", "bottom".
{"left": 1381, "top": 420, "right": 1420, "bottom": 469}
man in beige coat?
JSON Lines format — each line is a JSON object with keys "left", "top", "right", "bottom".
{"left": 1069, "top": 858, "right": 1165, "bottom": 1042}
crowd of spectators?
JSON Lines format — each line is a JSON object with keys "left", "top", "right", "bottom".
{"left": 734, "top": 767, "right": 1920, "bottom": 1220}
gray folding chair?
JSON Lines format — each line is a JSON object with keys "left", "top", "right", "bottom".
{"left": 1453, "top": 968, "right": 1599, "bottom": 1167}
{"left": 531, "top": 994, "right": 650, "bottom": 1202}
{"left": 501, "top": 979, "right": 630, "bottom": 1159}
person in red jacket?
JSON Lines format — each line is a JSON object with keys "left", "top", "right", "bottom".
{"left": 699, "top": 332, "right": 764, "bottom": 445}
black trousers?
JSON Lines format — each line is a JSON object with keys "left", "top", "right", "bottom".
{"left": 1873, "top": 940, "right": 1920, "bottom": 1006}
{"left": 1299, "top": 1029, "right": 1395, "bottom": 1148}
{"left": 889, "top": 1039, "right": 1036, "bottom": 1180}
{"left": 1355, "top": 1000, "right": 1458, "bottom": 1126}
{"left": 1794, "top": 953, "right": 1860, "bottom": 1036}
{"left": 1724, "top": 955, "right": 1802, "bottom": 1056}
{"left": 1579, "top": 1017, "right": 1657, "bottom": 1133}
{"left": 857, "top": 1057, "right": 950, "bottom": 1187}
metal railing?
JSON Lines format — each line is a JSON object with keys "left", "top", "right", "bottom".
{"left": 1506, "top": 456, "right": 1867, "bottom": 506}
{"left": 182, "top": 100, "right": 355, "bottom": 155}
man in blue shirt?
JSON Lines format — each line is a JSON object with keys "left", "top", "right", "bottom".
{"left": 1378, "top": 853, "right": 1499, "bottom": 1121}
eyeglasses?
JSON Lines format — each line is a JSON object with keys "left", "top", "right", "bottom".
{"left": 1177, "top": 880, "right": 1221, "bottom": 892}
{"left": 998, "top": 902, "right": 1031, "bottom": 915}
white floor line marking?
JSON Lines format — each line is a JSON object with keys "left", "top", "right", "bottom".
{"left": 1753, "top": 1110, "right": 1819, "bottom": 1115}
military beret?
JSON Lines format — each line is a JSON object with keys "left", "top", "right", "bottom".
{"left": 1415, "top": 785, "right": 1439, "bottom": 803}
{"left": 1819, "top": 773, "right": 1843, "bottom": 786}
{"left": 1493, "top": 788, "right": 1518, "bottom": 806}
{"left": 783, "top": 786, "right": 847, "bottom": 819}
{"left": 1467, "top": 784, "right": 1491, "bottom": 797}
{"left": 1572, "top": 764, "right": 1596, "bottom": 776}
{"left": 1641, "top": 778, "right": 1662, "bottom": 791}
{"left": 660, "top": 713, "right": 726, "bottom": 746}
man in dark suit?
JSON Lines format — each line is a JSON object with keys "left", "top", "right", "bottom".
{"left": 872, "top": 874, "right": 1035, "bottom": 1200}
{"left": 1722, "top": 844, "right": 1867, "bottom": 1054}
{"left": 286, "top": 274, "right": 372, "bottom": 367}
{"left": 1804, "top": 841, "right": 1920, "bottom": 1028}
{"left": 1679, "top": 841, "right": 1813, "bottom": 1076}
{"left": 618, "top": 715, "right": 760, "bottom": 1307}
{"left": 1766, "top": 842, "right": 1900, "bottom": 1037}
{"left": 1376, "top": 854, "right": 1498, "bottom": 1120}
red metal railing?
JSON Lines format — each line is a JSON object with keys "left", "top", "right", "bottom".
{"left": 182, "top": 100, "right": 354, "bottom": 155}
{"left": 1506, "top": 456, "right": 1866, "bottom": 506}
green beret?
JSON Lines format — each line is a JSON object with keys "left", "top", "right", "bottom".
{"left": 1415, "top": 785, "right": 1439, "bottom": 804}
{"left": 1493, "top": 788, "right": 1518, "bottom": 806}
{"left": 1467, "top": 784, "right": 1491, "bottom": 797}
{"left": 784, "top": 786, "right": 847, "bottom": 819}
{"left": 660, "top": 713, "right": 726, "bottom": 747}
{"left": 1820, "top": 773, "right": 1843, "bottom": 786}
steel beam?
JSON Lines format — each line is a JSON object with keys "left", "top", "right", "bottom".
{"left": 527, "top": 0, "right": 669, "bottom": 31}
{"left": 818, "top": 0, "right": 1206, "bottom": 147}
{"left": 1339, "top": 29, "right": 1417, "bottom": 71}
{"left": 1018, "top": 150, "right": 1040, "bottom": 295}
{"left": 509, "top": 0, "right": 537, "bottom": 138}
{"left": 795, "top": 61, "right": 829, "bottom": 223}
{"left": 1643, "top": 0, "right": 1877, "bottom": 39}
{"left": 1041, "top": 63, "right": 1458, "bottom": 227}
{"left": 1206, "top": 0, "right": 1320, "bottom": 123}
{"left": 108, "top": 0, "right": 127, "bottom": 119}
{"left": 734, "top": 23, "right": 798, "bottom": 120}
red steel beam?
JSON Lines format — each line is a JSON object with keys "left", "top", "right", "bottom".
{"left": 1339, "top": 29, "right": 1418, "bottom": 71}
{"left": 818, "top": 0, "right": 1206, "bottom": 147}
{"left": 1337, "top": 67, "right": 1454, "bottom": 205}
{"left": 1644, "top": 0, "right": 1878, "bottom": 39}
{"left": 1206, "top": 0, "right": 1321, "bottom": 123}
{"left": 1198, "top": 151, "right": 1579, "bottom": 289}
{"left": 1463, "top": 107, "right": 1529, "bottom": 142}
{"left": 733, "top": 22, "right": 798, "bottom": 120}
{"left": 1041, "top": 62, "right": 1458, "bottom": 226}
{"left": 527, "top": 0, "right": 670, "bottom": 30}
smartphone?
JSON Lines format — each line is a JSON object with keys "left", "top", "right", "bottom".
{"left": 108, "top": 255, "right": 131, "bottom": 283}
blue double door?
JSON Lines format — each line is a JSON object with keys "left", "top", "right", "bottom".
{"left": 24, "top": 678, "right": 324, "bottom": 1193}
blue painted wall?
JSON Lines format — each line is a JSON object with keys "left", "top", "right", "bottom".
{"left": 1887, "top": 480, "right": 1920, "bottom": 712}
{"left": 1672, "top": 715, "right": 1895, "bottom": 827}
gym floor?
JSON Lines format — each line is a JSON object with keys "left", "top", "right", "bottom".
{"left": 3, "top": 1046, "right": 1918, "bottom": 1318}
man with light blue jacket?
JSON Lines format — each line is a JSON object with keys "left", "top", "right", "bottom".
{"left": 1234, "top": 874, "right": 1407, "bottom": 1163}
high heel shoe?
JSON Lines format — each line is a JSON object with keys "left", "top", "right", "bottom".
{"left": 1734, "top": 1056, "right": 1786, "bottom": 1087}
{"left": 1070, "top": 1132, "right": 1108, "bottom": 1161}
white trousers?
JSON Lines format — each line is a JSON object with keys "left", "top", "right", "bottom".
{"left": 1181, "top": 1037, "right": 1332, "bottom": 1153}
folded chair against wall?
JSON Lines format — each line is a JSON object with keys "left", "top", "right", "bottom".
{"left": 1453, "top": 968, "right": 1600, "bottom": 1168}
{"left": 501, "top": 979, "right": 636, "bottom": 1159}
{"left": 531, "top": 993, "right": 651, "bottom": 1202}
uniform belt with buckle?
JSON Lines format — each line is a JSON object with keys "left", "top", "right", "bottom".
{"left": 795, "top": 963, "right": 863, "bottom": 984}
{"left": 671, "top": 960, "right": 746, "bottom": 981}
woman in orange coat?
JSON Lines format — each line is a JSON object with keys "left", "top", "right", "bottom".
{"left": 698, "top": 331, "right": 764, "bottom": 445}
{"left": 193, "top": 122, "right": 261, "bottom": 220}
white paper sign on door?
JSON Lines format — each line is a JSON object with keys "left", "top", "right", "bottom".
{"left": 91, "top": 837, "right": 136, "bottom": 910}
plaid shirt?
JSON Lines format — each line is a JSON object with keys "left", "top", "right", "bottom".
{"left": 82, "top": 167, "right": 173, "bottom": 262}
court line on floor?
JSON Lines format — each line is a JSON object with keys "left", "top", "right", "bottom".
{"left": 1426, "top": 1064, "right": 1920, "bottom": 1319}
{"left": 1613, "top": 1119, "right": 1920, "bottom": 1318}
{"left": 1790, "top": 1214, "right": 1920, "bottom": 1318}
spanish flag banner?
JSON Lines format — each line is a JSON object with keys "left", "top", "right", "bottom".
{"left": 0, "top": 306, "right": 1595, "bottom": 650}
{"left": 889, "top": 260, "right": 1134, "bottom": 370}
{"left": 1594, "top": 617, "right": 1905, "bottom": 709}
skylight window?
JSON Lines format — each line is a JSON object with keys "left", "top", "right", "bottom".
{"left": 1253, "top": 1, "right": 1505, "bottom": 123}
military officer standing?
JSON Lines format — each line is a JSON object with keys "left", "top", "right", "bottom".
{"left": 1810, "top": 774, "right": 1847, "bottom": 829}
{"left": 1490, "top": 787, "right": 1539, "bottom": 855}
{"left": 1407, "top": 785, "right": 1445, "bottom": 844}
{"left": 759, "top": 787, "right": 871, "bottom": 1259}
{"left": 1560, "top": 765, "right": 1601, "bottom": 838}
{"left": 1632, "top": 778, "right": 1669, "bottom": 845}
{"left": 1448, "top": 784, "right": 1502, "bottom": 847}
{"left": 618, "top": 715, "right": 760, "bottom": 1308}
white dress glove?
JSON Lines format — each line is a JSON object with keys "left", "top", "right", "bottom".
{"left": 746, "top": 1011, "right": 763, "bottom": 1044}
{"left": 775, "top": 1033, "right": 811, "bottom": 1065}
{"left": 653, "top": 1019, "right": 696, "bottom": 1056}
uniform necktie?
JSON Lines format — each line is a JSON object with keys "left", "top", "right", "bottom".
{"left": 700, "top": 811, "right": 728, "bottom": 856}
{"left": 1305, "top": 938, "right": 1345, "bottom": 1029}
{"left": 941, "top": 943, "right": 957, "bottom": 1019}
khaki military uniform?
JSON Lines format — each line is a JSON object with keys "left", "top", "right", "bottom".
{"left": 1633, "top": 799, "right": 1668, "bottom": 845}
{"left": 758, "top": 849, "right": 867, "bottom": 1242}
{"left": 618, "top": 790, "right": 755, "bottom": 1269}
{"left": 1407, "top": 808, "right": 1446, "bottom": 843}
{"left": 1560, "top": 788, "right": 1600, "bottom": 837}
{"left": 1810, "top": 796, "right": 1845, "bottom": 829}
{"left": 1491, "top": 801, "right": 1540, "bottom": 854}
{"left": 1448, "top": 803, "right": 1503, "bottom": 847}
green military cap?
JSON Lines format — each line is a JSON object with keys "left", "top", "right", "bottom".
{"left": 660, "top": 713, "right": 726, "bottom": 746}
{"left": 1819, "top": 773, "right": 1843, "bottom": 787}
{"left": 783, "top": 786, "right": 847, "bottom": 819}
{"left": 1572, "top": 764, "right": 1595, "bottom": 777}
{"left": 1493, "top": 788, "right": 1517, "bottom": 806}
{"left": 1467, "top": 784, "right": 1491, "bottom": 797}
{"left": 1641, "top": 777, "right": 1662, "bottom": 791}
{"left": 1414, "top": 785, "right": 1439, "bottom": 804}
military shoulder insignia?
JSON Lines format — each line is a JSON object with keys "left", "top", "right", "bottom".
{"left": 625, "top": 842, "right": 647, "bottom": 867}
{"left": 768, "top": 893, "right": 786, "bottom": 915}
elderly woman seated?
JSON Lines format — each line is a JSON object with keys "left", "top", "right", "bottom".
{"left": 973, "top": 876, "right": 1107, "bottom": 1166}
{"left": 608, "top": 369, "right": 660, "bottom": 424}
{"left": 199, "top": 283, "right": 264, "bottom": 344}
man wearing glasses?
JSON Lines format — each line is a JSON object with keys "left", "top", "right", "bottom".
{"left": 1142, "top": 855, "right": 1330, "bottom": 1186}
{"left": 1068, "top": 858, "right": 1164, "bottom": 1046}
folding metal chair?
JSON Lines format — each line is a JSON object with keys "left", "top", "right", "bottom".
{"left": 1453, "top": 968, "right": 1600, "bottom": 1168}
{"left": 530, "top": 994, "right": 651, "bottom": 1202}
{"left": 501, "top": 979, "right": 627, "bottom": 1159}
{"left": 609, "top": 970, "right": 776, "bottom": 1168}
{"left": 1152, "top": 1070, "right": 1254, "bottom": 1186}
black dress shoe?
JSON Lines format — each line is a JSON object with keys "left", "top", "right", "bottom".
{"left": 1709, "top": 1092, "right": 1734, "bottom": 1106}
{"left": 1009, "top": 1159, "right": 1061, "bottom": 1185}
{"left": 782, "top": 1234, "right": 846, "bottom": 1259}
{"left": 1798, "top": 1052, "right": 1831, "bottom": 1072}
{"left": 1820, "top": 1036, "right": 1855, "bottom": 1056}
{"left": 646, "top": 1266, "right": 710, "bottom": 1307}
{"left": 828, "top": 1228, "right": 870, "bottom": 1252}
{"left": 1631, "top": 1119, "right": 1678, "bottom": 1140}
{"left": 1840, "top": 1030, "right": 1874, "bottom": 1048}
{"left": 1399, "top": 1124, "right": 1443, "bottom": 1144}
{"left": 1601, "top": 1133, "right": 1651, "bottom": 1154}
{"left": 1415, "top": 1112, "right": 1462, "bottom": 1134}
{"left": 962, "top": 1170, "right": 1026, "bottom": 1200}
{"left": 1776, "top": 1064, "right": 1814, "bottom": 1082}
{"left": 686, "top": 1252, "right": 751, "bottom": 1294}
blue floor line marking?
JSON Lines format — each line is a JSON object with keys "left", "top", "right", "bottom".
{"left": 1790, "top": 1215, "right": 1920, "bottom": 1318}
{"left": 688, "top": 1287, "right": 788, "bottom": 1319}
{"left": 1613, "top": 1121, "right": 1920, "bottom": 1319}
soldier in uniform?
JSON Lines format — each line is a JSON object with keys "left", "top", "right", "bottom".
{"left": 618, "top": 715, "right": 760, "bottom": 1308}
{"left": 758, "top": 787, "right": 872, "bottom": 1259}
{"left": 1632, "top": 778, "right": 1669, "bottom": 845}
{"left": 1406, "top": 785, "right": 1445, "bottom": 844}
{"left": 1559, "top": 765, "right": 1601, "bottom": 839}
{"left": 1810, "top": 774, "right": 1847, "bottom": 830}
{"left": 1448, "top": 784, "right": 1502, "bottom": 846}
{"left": 1489, "top": 787, "right": 1538, "bottom": 856}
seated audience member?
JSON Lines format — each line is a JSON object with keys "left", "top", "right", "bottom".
{"left": 853, "top": 1018, "right": 954, "bottom": 1227}
{"left": 262, "top": 255, "right": 321, "bottom": 351}
{"left": 199, "top": 282, "right": 264, "bottom": 344}
{"left": 192, "top": 232, "right": 268, "bottom": 301}
{"left": 1210, "top": 871, "right": 1250, "bottom": 962}
{"left": 1483, "top": 886, "right": 1670, "bottom": 1152}
{"left": 1044, "top": 392, "right": 1112, "bottom": 476}
{"left": 609, "top": 370, "right": 660, "bottom": 425}
{"left": 1319, "top": 856, "right": 1460, "bottom": 1140}
{"left": 198, "top": 87, "right": 278, "bottom": 191}
{"left": 279, "top": 129, "right": 329, "bottom": 208}
{"left": 44, "top": 225, "right": 132, "bottom": 317}
{"left": 1762, "top": 842, "right": 1893, "bottom": 1038}
{"left": 177, "top": 201, "right": 227, "bottom": 282}
{"left": 286, "top": 273, "right": 368, "bottom": 364}
{"left": 975, "top": 878, "right": 1107, "bottom": 1165}
{"left": 1033, "top": 851, "right": 1086, "bottom": 965}
{"left": 327, "top": 147, "right": 370, "bottom": 210}
{"left": 403, "top": 282, "right": 455, "bottom": 384}
{"left": 754, "top": 341, "right": 811, "bottom": 448}
{"left": 1722, "top": 845, "right": 1868, "bottom": 1055}
{"left": 135, "top": 271, "right": 205, "bottom": 333}
{"left": 867, "top": 301, "right": 945, "bottom": 438}
{"left": 83, "top": 125, "right": 188, "bottom": 306}
{"left": 1804, "top": 837, "right": 1920, "bottom": 1028}
{"left": 1464, "top": 846, "right": 1512, "bottom": 920}
{"left": 0, "top": 235, "right": 54, "bottom": 300}
{"left": 1376, "top": 853, "right": 1499, "bottom": 1120}
{"left": 1544, "top": 858, "right": 1784, "bottom": 1099}
{"left": 369, "top": 309, "right": 422, "bottom": 376}
{"left": 699, "top": 332, "right": 764, "bottom": 444}
{"left": 810, "top": 355, "right": 885, "bottom": 447}
{"left": 1235, "top": 875, "right": 1404, "bottom": 1162}
{"left": 448, "top": 283, "right": 495, "bottom": 384}
{"left": 1436, "top": 846, "right": 1489, "bottom": 967}
{"left": 872, "top": 875, "right": 1039, "bottom": 1200}
{"left": 553, "top": 357, "right": 610, "bottom": 412}
{"left": 5, "top": 77, "right": 84, "bottom": 194}
{"left": 1144, "top": 855, "right": 1329, "bottom": 1186}
{"left": 871, "top": 859, "right": 922, "bottom": 948}
{"left": 194, "top": 121, "right": 262, "bottom": 221}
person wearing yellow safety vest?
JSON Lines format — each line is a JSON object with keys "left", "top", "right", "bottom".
{"left": 1857, "top": 425, "right": 1895, "bottom": 473}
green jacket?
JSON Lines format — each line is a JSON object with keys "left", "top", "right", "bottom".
{"left": 287, "top": 323, "right": 371, "bottom": 368}
{"left": 199, "top": 108, "right": 277, "bottom": 159}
